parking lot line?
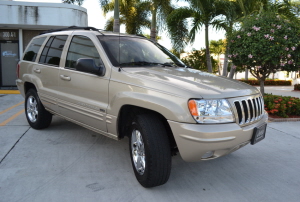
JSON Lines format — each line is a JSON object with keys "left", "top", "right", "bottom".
{"left": 0, "top": 109, "right": 25, "bottom": 126}
{"left": 0, "top": 101, "right": 24, "bottom": 115}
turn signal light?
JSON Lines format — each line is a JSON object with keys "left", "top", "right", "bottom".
{"left": 188, "top": 100, "right": 198, "bottom": 116}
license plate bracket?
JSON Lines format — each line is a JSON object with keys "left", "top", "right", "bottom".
{"left": 251, "top": 123, "right": 267, "bottom": 145}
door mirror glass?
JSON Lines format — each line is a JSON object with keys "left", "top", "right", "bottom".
{"left": 75, "top": 58, "right": 105, "bottom": 76}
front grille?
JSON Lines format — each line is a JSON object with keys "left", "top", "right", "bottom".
{"left": 233, "top": 95, "right": 264, "bottom": 125}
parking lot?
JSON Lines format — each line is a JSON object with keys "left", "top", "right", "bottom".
{"left": 1, "top": 89, "right": 300, "bottom": 202}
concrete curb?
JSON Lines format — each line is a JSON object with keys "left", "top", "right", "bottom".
{"left": 268, "top": 117, "right": 300, "bottom": 122}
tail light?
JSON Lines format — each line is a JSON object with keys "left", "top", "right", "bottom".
{"left": 17, "top": 63, "right": 20, "bottom": 78}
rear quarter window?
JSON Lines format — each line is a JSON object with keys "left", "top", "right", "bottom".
{"left": 23, "top": 37, "right": 46, "bottom": 62}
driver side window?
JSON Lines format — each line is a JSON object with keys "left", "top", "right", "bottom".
{"left": 65, "top": 35, "right": 103, "bottom": 69}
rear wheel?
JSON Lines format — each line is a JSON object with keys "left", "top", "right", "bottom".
{"left": 25, "top": 89, "right": 52, "bottom": 129}
{"left": 129, "top": 113, "right": 171, "bottom": 187}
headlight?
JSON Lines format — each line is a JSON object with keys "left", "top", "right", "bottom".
{"left": 188, "top": 99, "right": 235, "bottom": 123}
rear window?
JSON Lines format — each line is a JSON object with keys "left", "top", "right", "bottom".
{"left": 39, "top": 35, "right": 68, "bottom": 66}
{"left": 23, "top": 37, "right": 46, "bottom": 62}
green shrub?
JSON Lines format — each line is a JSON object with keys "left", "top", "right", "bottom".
{"left": 239, "top": 79, "right": 292, "bottom": 86}
{"left": 294, "top": 84, "right": 300, "bottom": 90}
{"left": 264, "top": 94, "right": 300, "bottom": 118}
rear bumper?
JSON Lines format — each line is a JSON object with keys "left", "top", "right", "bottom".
{"left": 16, "top": 79, "right": 25, "bottom": 97}
{"left": 168, "top": 113, "right": 268, "bottom": 162}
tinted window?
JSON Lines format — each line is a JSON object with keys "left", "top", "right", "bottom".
{"left": 66, "top": 35, "right": 103, "bottom": 69}
{"left": 39, "top": 35, "right": 68, "bottom": 66}
{"left": 23, "top": 37, "right": 46, "bottom": 62}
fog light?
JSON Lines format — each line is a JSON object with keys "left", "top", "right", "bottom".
{"left": 201, "top": 151, "right": 214, "bottom": 159}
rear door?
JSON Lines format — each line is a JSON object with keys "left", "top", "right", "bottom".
{"left": 33, "top": 35, "right": 68, "bottom": 112}
{"left": 57, "top": 33, "right": 110, "bottom": 132}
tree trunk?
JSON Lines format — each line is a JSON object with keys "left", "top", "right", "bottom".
{"left": 150, "top": 7, "right": 157, "bottom": 41}
{"left": 259, "top": 78, "right": 265, "bottom": 95}
{"left": 205, "top": 24, "right": 213, "bottom": 73}
{"left": 113, "top": 0, "right": 120, "bottom": 33}
{"left": 222, "top": 45, "right": 229, "bottom": 76}
{"left": 218, "top": 55, "right": 221, "bottom": 75}
{"left": 272, "top": 72, "right": 275, "bottom": 79}
{"left": 245, "top": 68, "right": 249, "bottom": 80}
{"left": 228, "top": 64, "right": 235, "bottom": 79}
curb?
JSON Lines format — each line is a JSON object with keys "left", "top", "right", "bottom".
{"left": 268, "top": 117, "right": 300, "bottom": 122}
{"left": 0, "top": 90, "right": 20, "bottom": 94}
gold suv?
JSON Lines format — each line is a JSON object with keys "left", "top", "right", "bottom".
{"left": 16, "top": 27, "right": 268, "bottom": 188}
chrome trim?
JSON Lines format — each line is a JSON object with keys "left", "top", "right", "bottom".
{"left": 229, "top": 94, "right": 264, "bottom": 127}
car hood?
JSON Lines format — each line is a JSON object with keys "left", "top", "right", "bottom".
{"left": 122, "top": 67, "right": 260, "bottom": 99}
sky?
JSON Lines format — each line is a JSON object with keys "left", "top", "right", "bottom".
{"left": 15, "top": 0, "right": 226, "bottom": 52}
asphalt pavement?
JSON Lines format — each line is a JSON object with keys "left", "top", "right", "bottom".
{"left": 0, "top": 87, "right": 299, "bottom": 202}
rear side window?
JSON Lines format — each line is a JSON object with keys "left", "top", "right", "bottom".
{"left": 23, "top": 37, "right": 46, "bottom": 62}
{"left": 65, "top": 35, "right": 103, "bottom": 69}
{"left": 39, "top": 35, "right": 68, "bottom": 66}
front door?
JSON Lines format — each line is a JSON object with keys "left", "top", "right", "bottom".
{"left": 57, "top": 34, "right": 109, "bottom": 133}
{"left": 0, "top": 42, "right": 19, "bottom": 86}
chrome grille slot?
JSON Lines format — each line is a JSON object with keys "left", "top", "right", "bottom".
{"left": 247, "top": 99, "right": 254, "bottom": 121}
{"left": 233, "top": 95, "right": 264, "bottom": 126}
{"left": 234, "top": 101, "right": 243, "bottom": 124}
{"left": 241, "top": 100, "right": 249, "bottom": 123}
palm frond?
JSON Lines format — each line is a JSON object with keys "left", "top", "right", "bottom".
{"left": 167, "top": 7, "right": 193, "bottom": 51}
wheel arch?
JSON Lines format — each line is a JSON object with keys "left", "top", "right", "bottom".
{"left": 117, "top": 105, "right": 178, "bottom": 153}
{"left": 24, "top": 82, "right": 37, "bottom": 94}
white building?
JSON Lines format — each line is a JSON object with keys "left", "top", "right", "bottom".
{"left": 0, "top": 0, "right": 87, "bottom": 88}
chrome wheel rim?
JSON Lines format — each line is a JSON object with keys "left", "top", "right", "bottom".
{"left": 131, "top": 129, "right": 145, "bottom": 175}
{"left": 26, "top": 95, "right": 38, "bottom": 123}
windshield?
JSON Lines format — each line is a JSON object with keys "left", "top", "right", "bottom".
{"left": 98, "top": 36, "right": 186, "bottom": 67}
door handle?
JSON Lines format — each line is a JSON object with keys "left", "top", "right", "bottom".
{"left": 60, "top": 75, "right": 71, "bottom": 81}
{"left": 33, "top": 68, "right": 41, "bottom": 73}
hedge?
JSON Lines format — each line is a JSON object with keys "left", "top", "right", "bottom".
{"left": 295, "top": 84, "right": 300, "bottom": 90}
{"left": 238, "top": 79, "right": 292, "bottom": 86}
{"left": 264, "top": 94, "right": 300, "bottom": 118}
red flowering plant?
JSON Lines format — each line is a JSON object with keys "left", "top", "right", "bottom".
{"left": 264, "top": 94, "right": 300, "bottom": 118}
{"left": 228, "top": 11, "right": 300, "bottom": 95}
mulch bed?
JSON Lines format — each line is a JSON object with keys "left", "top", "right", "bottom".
{"left": 268, "top": 114, "right": 300, "bottom": 122}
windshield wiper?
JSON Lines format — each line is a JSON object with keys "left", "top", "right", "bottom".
{"left": 120, "top": 61, "right": 174, "bottom": 67}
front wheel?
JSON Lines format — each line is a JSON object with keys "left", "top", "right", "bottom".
{"left": 25, "top": 89, "right": 52, "bottom": 129}
{"left": 129, "top": 113, "right": 171, "bottom": 188}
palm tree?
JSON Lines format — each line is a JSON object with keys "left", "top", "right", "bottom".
{"left": 101, "top": 0, "right": 151, "bottom": 35}
{"left": 149, "top": 0, "right": 173, "bottom": 41}
{"left": 210, "top": 39, "right": 225, "bottom": 75}
{"left": 167, "top": 0, "right": 224, "bottom": 73}
{"left": 100, "top": 0, "right": 121, "bottom": 33}
{"left": 217, "top": 0, "right": 243, "bottom": 77}
{"left": 62, "top": 0, "right": 84, "bottom": 6}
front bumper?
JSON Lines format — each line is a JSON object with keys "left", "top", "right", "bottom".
{"left": 168, "top": 113, "right": 268, "bottom": 162}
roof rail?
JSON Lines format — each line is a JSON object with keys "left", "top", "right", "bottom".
{"left": 40, "top": 26, "right": 102, "bottom": 35}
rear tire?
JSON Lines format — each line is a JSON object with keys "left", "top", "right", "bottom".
{"left": 25, "top": 89, "right": 52, "bottom": 129}
{"left": 129, "top": 113, "right": 171, "bottom": 188}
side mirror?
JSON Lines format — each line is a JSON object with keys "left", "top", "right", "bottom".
{"left": 75, "top": 58, "right": 105, "bottom": 76}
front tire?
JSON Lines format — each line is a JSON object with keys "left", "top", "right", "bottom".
{"left": 25, "top": 89, "right": 52, "bottom": 129}
{"left": 129, "top": 113, "right": 171, "bottom": 188}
